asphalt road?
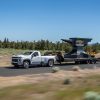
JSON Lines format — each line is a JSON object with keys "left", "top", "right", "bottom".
{"left": 0, "top": 62, "right": 100, "bottom": 77}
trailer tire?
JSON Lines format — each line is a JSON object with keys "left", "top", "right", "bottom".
{"left": 91, "top": 60, "right": 96, "bottom": 64}
{"left": 88, "top": 60, "right": 96, "bottom": 64}
{"left": 75, "top": 61, "right": 79, "bottom": 64}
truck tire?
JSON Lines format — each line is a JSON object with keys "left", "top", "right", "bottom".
{"left": 48, "top": 60, "right": 54, "bottom": 67}
{"left": 23, "top": 61, "right": 30, "bottom": 69}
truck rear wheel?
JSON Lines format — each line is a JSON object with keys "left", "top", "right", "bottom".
{"left": 48, "top": 60, "right": 54, "bottom": 67}
{"left": 23, "top": 61, "right": 30, "bottom": 69}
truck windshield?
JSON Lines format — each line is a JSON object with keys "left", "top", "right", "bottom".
{"left": 23, "top": 52, "right": 32, "bottom": 55}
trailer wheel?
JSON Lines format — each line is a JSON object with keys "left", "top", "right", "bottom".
{"left": 91, "top": 60, "right": 96, "bottom": 64}
{"left": 75, "top": 61, "right": 79, "bottom": 64}
{"left": 48, "top": 60, "right": 54, "bottom": 67}
{"left": 93, "top": 60, "right": 96, "bottom": 64}
{"left": 86, "top": 60, "right": 89, "bottom": 64}
{"left": 87, "top": 60, "right": 96, "bottom": 64}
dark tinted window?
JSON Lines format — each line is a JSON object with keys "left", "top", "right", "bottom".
{"left": 33, "top": 52, "right": 39, "bottom": 56}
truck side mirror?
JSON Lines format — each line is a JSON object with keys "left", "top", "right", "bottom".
{"left": 31, "top": 54, "right": 36, "bottom": 59}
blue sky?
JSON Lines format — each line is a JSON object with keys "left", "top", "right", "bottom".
{"left": 0, "top": 0, "right": 100, "bottom": 43}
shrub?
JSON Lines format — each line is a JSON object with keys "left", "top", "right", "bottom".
{"left": 83, "top": 91, "right": 98, "bottom": 100}
{"left": 51, "top": 67, "right": 60, "bottom": 73}
{"left": 63, "top": 78, "right": 70, "bottom": 85}
{"left": 72, "top": 66, "right": 80, "bottom": 71}
{"left": 96, "top": 95, "right": 100, "bottom": 100}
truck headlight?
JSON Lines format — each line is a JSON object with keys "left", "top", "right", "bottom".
{"left": 18, "top": 57, "right": 22, "bottom": 62}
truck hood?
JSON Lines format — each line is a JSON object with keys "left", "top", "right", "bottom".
{"left": 12, "top": 55, "right": 31, "bottom": 58}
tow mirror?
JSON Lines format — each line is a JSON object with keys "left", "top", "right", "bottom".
{"left": 31, "top": 54, "right": 36, "bottom": 59}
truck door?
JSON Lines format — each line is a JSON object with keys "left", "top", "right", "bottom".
{"left": 31, "top": 52, "right": 41, "bottom": 65}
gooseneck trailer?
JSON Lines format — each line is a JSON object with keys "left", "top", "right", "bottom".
{"left": 57, "top": 38, "right": 97, "bottom": 64}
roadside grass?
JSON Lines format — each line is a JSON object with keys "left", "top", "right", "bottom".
{"left": 0, "top": 48, "right": 61, "bottom": 55}
{"left": 0, "top": 48, "right": 30, "bottom": 55}
{"left": 0, "top": 75, "right": 100, "bottom": 100}
{"left": 0, "top": 48, "right": 29, "bottom": 66}
{"left": 0, "top": 48, "right": 65, "bottom": 55}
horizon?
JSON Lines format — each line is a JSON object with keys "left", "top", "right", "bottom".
{"left": 0, "top": 0, "right": 100, "bottom": 43}
{"left": 1, "top": 37, "right": 99, "bottom": 44}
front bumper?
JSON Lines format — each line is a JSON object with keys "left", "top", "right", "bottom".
{"left": 12, "top": 57, "right": 23, "bottom": 66}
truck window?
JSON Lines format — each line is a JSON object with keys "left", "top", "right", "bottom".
{"left": 33, "top": 52, "right": 39, "bottom": 56}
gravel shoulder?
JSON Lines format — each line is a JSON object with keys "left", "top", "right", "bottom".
{"left": 0, "top": 68, "right": 100, "bottom": 89}
{"left": 0, "top": 55, "right": 12, "bottom": 67}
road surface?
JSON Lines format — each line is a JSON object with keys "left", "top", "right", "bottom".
{"left": 0, "top": 62, "right": 100, "bottom": 77}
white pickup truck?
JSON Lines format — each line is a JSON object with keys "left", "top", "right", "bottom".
{"left": 12, "top": 51, "right": 56, "bottom": 68}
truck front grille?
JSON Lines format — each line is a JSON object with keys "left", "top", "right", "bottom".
{"left": 12, "top": 59, "right": 19, "bottom": 62}
{"left": 12, "top": 57, "right": 21, "bottom": 63}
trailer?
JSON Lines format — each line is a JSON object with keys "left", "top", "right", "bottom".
{"left": 56, "top": 38, "right": 97, "bottom": 64}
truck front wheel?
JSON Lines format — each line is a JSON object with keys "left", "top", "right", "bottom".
{"left": 23, "top": 61, "right": 30, "bottom": 69}
{"left": 48, "top": 60, "right": 54, "bottom": 67}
